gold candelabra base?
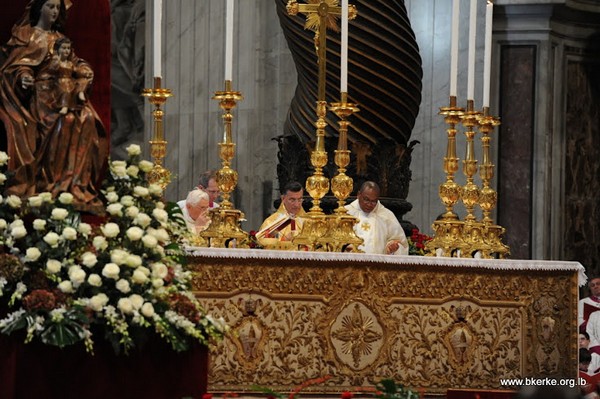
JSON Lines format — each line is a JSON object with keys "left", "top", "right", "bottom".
{"left": 199, "top": 208, "right": 248, "bottom": 249}
{"left": 292, "top": 214, "right": 328, "bottom": 251}
{"left": 425, "top": 220, "right": 510, "bottom": 259}
{"left": 317, "top": 214, "right": 363, "bottom": 252}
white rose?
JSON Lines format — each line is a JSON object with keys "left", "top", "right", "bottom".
{"left": 142, "top": 234, "right": 158, "bottom": 249}
{"left": 134, "top": 213, "right": 151, "bottom": 228}
{"left": 120, "top": 195, "right": 134, "bottom": 207}
{"left": 115, "top": 279, "right": 131, "bottom": 293}
{"left": 0, "top": 174, "right": 6, "bottom": 185}
{"left": 126, "top": 165, "right": 139, "bottom": 178}
{"left": 138, "top": 160, "right": 153, "bottom": 172}
{"left": 126, "top": 227, "right": 143, "bottom": 241}
{"left": 25, "top": 247, "right": 42, "bottom": 262}
{"left": 68, "top": 266, "right": 86, "bottom": 286}
{"left": 33, "top": 219, "right": 47, "bottom": 231}
{"left": 46, "top": 259, "right": 62, "bottom": 274}
{"left": 101, "top": 223, "right": 120, "bottom": 238}
{"left": 106, "top": 203, "right": 123, "bottom": 216}
{"left": 58, "top": 192, "right": 74, "bottom": 205}
{"left": 151, "top": 262, "right": 168, "bottom": 279}
{"left": 78, "top": 223, "right": 92, "bottom": 235}
{"left": 125, "top": 254, "right": 142, "bottom": 268}
{"left": 110, "top": 249, "right": 129, "bottom": 265}
{"left": 89, "top": 293, "right": 108, "bottom": 311}
{"left": 125, "top": 206, "right": 139, "bottom": 218}
{"left": 126, "top": 144, "right": 141, "bottom": 156}
{"left": 148, "top": 184, "right": 162, "bottom": 197}
{"left": 111, "top": 161, "right": 127, "bottom": 178}
{"left": 58, "top": 280, "right": 74, "bottom": 293}
{"left": 28, "top": 196, "right": 43, "bottom": 207}
{"left": 117, "top": 298, "right": 134, "bottom": 314}
{"left": 0, "top": 151, "right": 9, "bottom": 166}
{"left": 81, "top": 252, "right": 98, "bottom": 267}
{"left": 148, "top": 228, "right": 169, "bottom": 242}
{"left": 152, "top": 208, "right": 168, "bottom": 223}
{"left": 39, "top": 192, "right": 53, "bottom": 202}
{"left": 0, "top": 219, "right": 7, "bottom": 230}
{"left": 87, "top": 274, "right": 102, "bottom": 287}
{"left": 138, "top": 266, "right": 150, "bottom": 276}
{"left": 6, "top": 195, "right": 22, "bottom": 208}
{"left": 43, "top": 232, "right": 60, "bottom": 247}
{"left": 105, "top": 191, "right": 119, "bottom": 203}
{"left": 11, "top": 226, "right": 27, "bottom": 239}
{"left": 132, "top": 269, "right": 148, "bottom": 284}
{"left": 92, "top": 236, "right": 108, "bottom": 250}
{"left": 10, "top": 219, "right": 23, "bottom": 228}
{"left": 101, "top": 263, "right": 120, "bottom": 280}
{"left": 155, "top": 201, "right": 165, "bottom": 209}
{"left": 62, "top": 227, "right": 77, "bottom": 240}
{"left": 129, "top": 294, "right": 144, "bottom": 309}
{"left": 133, "top": 186, "right": 149, "bottom": 197}
{"left": 51, "top": 208, "right": 69, "bottom": 220}
{"left": 141, "top": 302, "right": 155, "bottom": 317}
{"left": 152, "top": 278, "right": 165, "bottom": 288}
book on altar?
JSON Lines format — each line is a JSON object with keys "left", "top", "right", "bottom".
{"left": 584, "top": 303, "right": 600, "bottom": 321}
{"left": 256, "top": 215, "right": 294, "bottom": 239}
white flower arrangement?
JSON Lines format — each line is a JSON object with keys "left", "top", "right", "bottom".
{"left": 0, "top": 146, "right": 228, "bottom": 354}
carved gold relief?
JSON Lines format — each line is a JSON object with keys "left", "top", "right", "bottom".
{"left": 330, "top": 301, "right": 384, "bottom": 371}
{"left": 188, "top": 256, "right": 578, "bottom": 394}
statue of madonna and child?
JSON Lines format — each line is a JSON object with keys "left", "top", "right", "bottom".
{"left": 0, "top": 0, "right": 108, "bottom": 213}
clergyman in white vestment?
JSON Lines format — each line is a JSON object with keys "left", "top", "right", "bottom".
{"left": 345, "top": 181, "right": 408, "bottom": 255}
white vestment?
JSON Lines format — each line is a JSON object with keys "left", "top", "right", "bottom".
{"left": 178, "top": 202, "right": 209, "bottom": 234}
{"left": 345, "top": 199, "right": 408, "bottom": 255}
{"left": 580, "top": 297, "right": 600, "bottom": 347}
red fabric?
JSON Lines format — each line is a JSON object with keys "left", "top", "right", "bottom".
{"left": 0, "top": 332, "right": 209, "bottom": 399}
{"left": 1, "top": 0, "right": 111, "bottom": 133}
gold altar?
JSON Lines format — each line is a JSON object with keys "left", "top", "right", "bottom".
{"left": 188, "top": 248, "right": 584, "bottom": 395}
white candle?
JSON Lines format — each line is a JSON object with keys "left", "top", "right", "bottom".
{"left": 482, "top": 1, "right": 494, "bottom": 108}
{"left": 153, "top": 0, "right": 162, "bottom": 78}
{"left": 467, "top": 0, "right": 477, "bottom": 101}
{"left": 450, "top": 0, "right": 460, "bottom": 98}
{"left": 225, "top": 0, "right": 234, "bottom": 81}
{"left": 341, "top": 0, "right": 348, "bottom": 92}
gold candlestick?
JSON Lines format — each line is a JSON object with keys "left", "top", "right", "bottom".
{"left": 438, "top": 95, "right": 465, "bottom": 220}
{"left": 318, "top": 92, "right": 363, "bottom": 252}
{"left": 200, "top": 80, "right": 248, "bottom": 248}
{"left": 329, "top": 92, "right": 358, "bottom": 214}
{"left": 292, "top": 100, "right": 330, "bottom": 251}
{"left": 460, "top": 99, "right": 481, "bottom": 222}
{"left": 477, "top": 107, "right": 500, "bottom": 225}
{"left": 306, "top": 100, "right": 330, "bottom": 214}
{"left": 426, "top": 96, "right": 466, "bottom": 257}
{"left": 142, "top": 77, "right": 173, "bottom": 189}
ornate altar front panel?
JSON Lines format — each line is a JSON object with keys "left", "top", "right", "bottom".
{"left": 188, "top": 248, "right": 584, "bottom": 395}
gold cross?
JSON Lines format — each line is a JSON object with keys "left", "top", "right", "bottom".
{"left": 287, "top": 0, "right": 356, "bottom": 101}
{"left": 361, "top": 221, "right": 370, "bottom": 231}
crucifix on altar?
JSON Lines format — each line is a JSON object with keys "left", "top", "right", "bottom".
{"left": 286, "top": 0, "right": 362, "bottom": 251}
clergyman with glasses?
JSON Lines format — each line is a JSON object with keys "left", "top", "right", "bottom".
{"left": 257, "top": 181, "right": 306, "bottom": 244}
{"left": 345, "top": 181, "right": 408, "bottom": 255}
{"left": 177, "top": 170, "right": 221, "bottom": 210}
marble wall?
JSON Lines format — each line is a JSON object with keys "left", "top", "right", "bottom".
{"left": 117, "top": 1, "right": 599, "bottom": 266}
